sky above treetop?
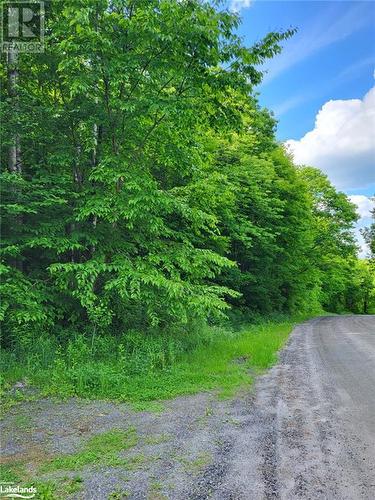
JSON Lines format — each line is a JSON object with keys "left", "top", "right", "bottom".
{"left": 228, "top": 0, "right": 375, "bottom": 255}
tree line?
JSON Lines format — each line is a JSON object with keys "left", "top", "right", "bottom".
{"left": 1, "top": 0, "right": 374, "bottom": 350}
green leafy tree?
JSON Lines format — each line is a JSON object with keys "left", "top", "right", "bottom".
{"left": 298, "top": 167, "right": 359, "bottom": 312}
{"left": 196, "top": 126, "right": 318, "bottom": 315}
{"left": 362, "top": 202, "right": 375, "bottom": 259}
{"left": 0, "top": 0, "right": 294, "bottom": 344}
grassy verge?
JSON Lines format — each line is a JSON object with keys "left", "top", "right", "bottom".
{"left": 0, "top": 428, "right": 140, "bottom": 500}
{"left": 1, "top": 313, "right": 319, "bottom": 407}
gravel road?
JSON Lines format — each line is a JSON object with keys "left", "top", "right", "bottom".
{"left": 1, "top": 315, "right": 374, "bottom": 499}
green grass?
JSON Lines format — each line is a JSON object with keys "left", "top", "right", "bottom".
{"left": 108, "top": 489, "right": 130, "bottom": 499}
{"left": 177, "top": 452, "right": 213, "bottom": 473}
{"left": 64, "top": 476, "right": 84, "bottom": 494}
{"left": 1, "top": 314, "right": 319, "bottom": 406}
{"left": 41, "top": 429, "right": 138, "bottom": 472}
{"left": 13, "top": 414, "right": 33, "bottom": 429}
{"left": 0, "top": 465, "right": 62, "bottom": 500}
{"left": 0, "top": 462, "right": 25, "bottom": 483}
{"left": 31, "top": 477, "right": 83, "bottom": 499}
{"left": 0, "top": 431, "right": 139, "bottom": 498}
{"left": 144, "top": 433, "right": 171, "bottom": 446}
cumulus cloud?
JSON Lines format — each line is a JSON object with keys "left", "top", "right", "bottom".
{"left": 285, "top": 87, "right": 375, "bottom": 190}
{"left": 230, "top": 0, "right": 252, "bottom": 13}
{"left": 349, "top": 195, "right": 374, "bottom": 219}
{"left": 348, "top": 195, "right": 374, "bottom": 258}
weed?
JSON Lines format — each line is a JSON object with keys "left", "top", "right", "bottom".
{"left": 32, "top": 481, "right": 56, "bottom": 500}
{"left": 225, "top": 417, "right": 241, "bottom": 426}
{"left": 149, "top": 480, "right": 162, "bottom": 491}
{"left": 131, "top": 401, "right": 165, "bottom": 413}
{"left": 125, "top": 453, "right": 148, "bottom": 471}
{"left": 205, "top": 407, "right": 213, "bottom": 417}
{"left": 148, "top": 481, "right": 167, "bottom": 500}
{"left": 1, "top": 315, "right": 317, "bottom": 406}
{"left": 108, "top": 489, "right": 130, "bottom": 499}
{"left": 41, "top": 428, "right": 138, "bottom": 472}
{"left": 0, "top": 465, "right": 60, "bottom": 500}
{"left": 0, "top": 462, "right": 24, "bottom": 483}
{"left": 177, "top": 452, "right": 212, "bottom": 473}
{"left": 65, "top": 475, "right": 83, "bottom": 494}
{"left": 13, "top": 414, "right": 32, "bottom": 429}
{"left": 144, "top": 434, "right": 170, "bottom": 445}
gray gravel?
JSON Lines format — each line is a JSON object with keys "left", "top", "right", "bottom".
{"left": 1, "top": 315, "right": 374, "bottom": 499}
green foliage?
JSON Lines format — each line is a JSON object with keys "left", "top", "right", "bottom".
{"left": 1, "top": 318, "right": 311, "bottom": 402}
{"left": 206, "top": 134, "right": 320, "bottom": 314}
{"left": 0, "top": 0, "right": 294, "bottom": 341}
{"left": 42, "top": 429, "right": 138, "bottom": 472}
{"left": 0, "top": 468, "right": 84, "bottom": 500}
{"left": 298, "top": 167, "right": 372, "bottom": 313}
{"left": 362, "top": 202, "right": 375, "bottom": 259}
{"left": 0, "top": 463, "right": 24, "bottom": 483}
{"left": 1, "top": 0, "right": 372, "bottom": 398}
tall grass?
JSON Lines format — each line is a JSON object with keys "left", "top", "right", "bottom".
{"left": 1, "top": 315, "right": 312, "bottom": 403}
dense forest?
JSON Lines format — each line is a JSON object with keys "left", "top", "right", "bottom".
{"left": 1, "top": 1, "right": 374, "bottom": 395}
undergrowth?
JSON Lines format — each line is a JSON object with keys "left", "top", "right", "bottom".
{"left": 1, "top": 313, "right": 320, "bottom": 405}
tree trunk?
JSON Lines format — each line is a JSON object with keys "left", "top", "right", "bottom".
{"left": 8, "top": 48, "right": 22, "bottom": 173}
{"left": 8, "top": 47, "right": 23, "bottom": 271}
{"left": 8, "top": 47, "right": 22, "bottom": 174}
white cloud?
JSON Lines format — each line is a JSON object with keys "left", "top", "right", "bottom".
{"left": 349, "top": 195, "right": 374, "bottom": 219}
{"left": 355, "top": 227, "right": 370, "bottom": 259}
{"left": 349, "top": 195, "right": 374, "bottom": 257}
{"left": 230, "top": 0, "right": 252, "bottom": 13}
{"left": 285, "top": 86, "right": 375, "bottom": 190}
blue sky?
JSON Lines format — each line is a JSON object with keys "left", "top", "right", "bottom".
{"left": 228, "top": 0, "right": 375, "bottom": 254}
{"left": 236, "top": 1, "right": 374, "bottom": 136}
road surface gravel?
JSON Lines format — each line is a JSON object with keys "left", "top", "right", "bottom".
{"left": 1, "top": 315, "right": 374, "bottom": 499}
{"left": 211, "top": 314, "right": 375, "bottom": 500}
